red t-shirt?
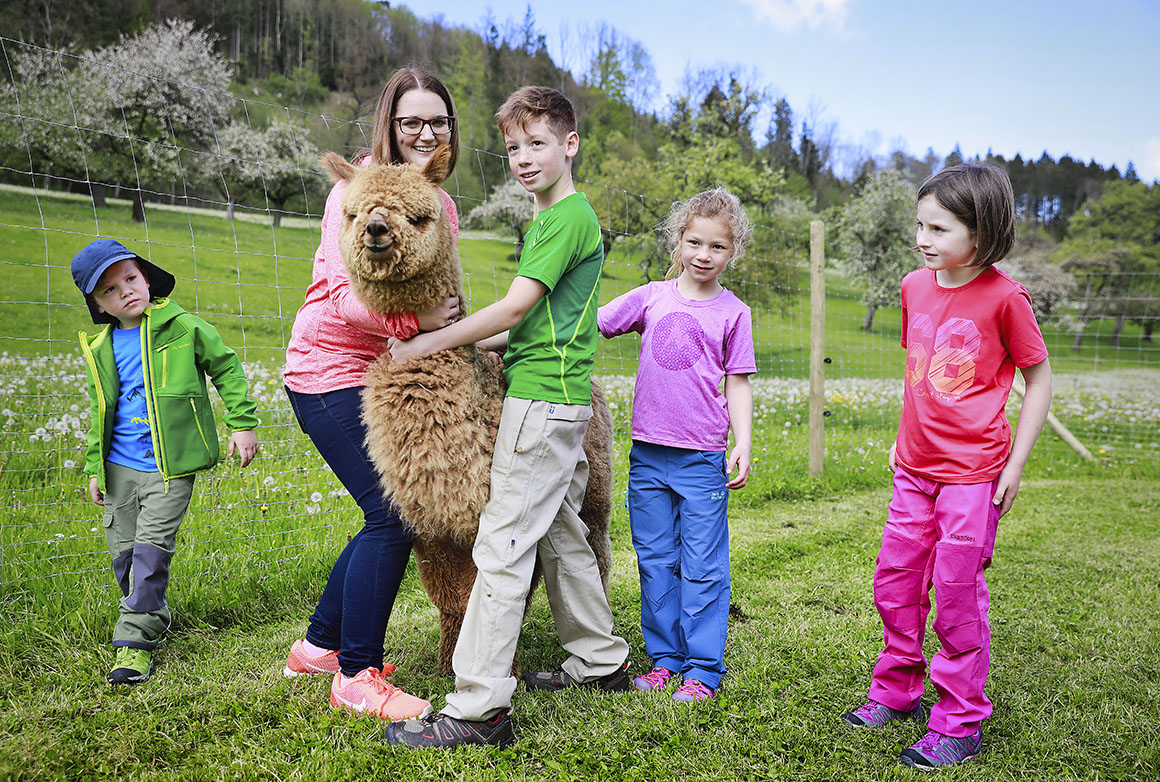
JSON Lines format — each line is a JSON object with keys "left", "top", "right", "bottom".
{"left": 896, "top": 267, "right": 1049, "bottom": 483}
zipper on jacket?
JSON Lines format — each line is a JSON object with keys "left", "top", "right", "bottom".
{"left": 78, "top": 329, "right": 109, "bottom": 492}
{"left": 140, "top": 309, "right": 169, "bottom": 491}
{"left": 190, "top": 398, "right": 212, "bottom": 454}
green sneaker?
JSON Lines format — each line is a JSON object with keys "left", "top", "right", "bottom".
{"left": 108, "top": 646, "right": 152, "bottom": 684}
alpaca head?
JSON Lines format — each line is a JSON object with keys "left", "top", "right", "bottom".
{"left": 322, "top": 145, "right": 459, "bottom": 313}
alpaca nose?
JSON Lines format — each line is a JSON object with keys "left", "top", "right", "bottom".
{"left": 366, "top": 216, "right": 392, "bottom": 241}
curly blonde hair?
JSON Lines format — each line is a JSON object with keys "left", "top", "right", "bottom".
{"left": 661, "top": 186, "right": 753, "bottom": 279}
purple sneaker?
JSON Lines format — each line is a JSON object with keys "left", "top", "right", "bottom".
{"left": 841, "top": 699, "right": 924, "bottom": 728}
{"left": 672, "top": 679, "right": 715, "bottom": 702}
{"left": 900, "top": 729, "right": 982, "bottom": 769}
{"left": 633, "top": 667, "right": 674, "bottom": 691}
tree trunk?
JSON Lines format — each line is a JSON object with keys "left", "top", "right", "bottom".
{"left": 1111, "top": 316, "right": 1125, "bottom": 348}
{"left": 131, "top": 189, "right": 146, "bottom": 223}
{"left": 862, "top": 302, "right": 877, "bottom": 331}
{"left": 90, "top": 182, "right": 107, "bottom": 208}
{"left": 1072, "top": 321, "right": 1086, "bottom": 353}
{"left": 1073, "top": 276, "right": 1094, "bottom": 352}
{"left": 1144, "top": 323, "right": 1154, "bottom": 344}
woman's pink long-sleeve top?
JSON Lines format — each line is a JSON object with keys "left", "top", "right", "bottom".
{"left": 283, "top": 169, "right": 459, "bottom": 394}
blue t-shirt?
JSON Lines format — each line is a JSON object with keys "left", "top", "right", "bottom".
{"left": 108, "top": 326, "right": 158, "bottom": 472}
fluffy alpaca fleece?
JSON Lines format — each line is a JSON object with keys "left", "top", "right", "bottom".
{"left": 322, "top": 146, "right": 613, "bottom": 674}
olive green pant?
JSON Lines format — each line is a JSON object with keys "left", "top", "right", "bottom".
{"left": 102, "top": 462, "right": 195, "bottom": 650}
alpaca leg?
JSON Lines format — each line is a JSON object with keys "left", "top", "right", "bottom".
{"left": 413, "top": 537, "right": 477, "bottom": 676}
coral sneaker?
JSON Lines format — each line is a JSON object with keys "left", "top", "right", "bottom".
{"left": 329, "top": 667, "right": 432, "bottom": 722}
{"left": 283, "top": 640, "right": 340, "bottom": 677}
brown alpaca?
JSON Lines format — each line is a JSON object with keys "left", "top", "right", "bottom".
{"left": 321, "top": 146, "right": 613, "bottom": 675}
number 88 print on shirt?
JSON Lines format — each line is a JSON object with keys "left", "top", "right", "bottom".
{"left": 895, "top": 268, "right": 1049, "bottom": 483}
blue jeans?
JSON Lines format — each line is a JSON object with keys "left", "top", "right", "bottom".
{"left": 628, "top": 440, "right": 730, "bottom": 689}
{"left": 286, "top": 386, "right": 413, "bottom": 676}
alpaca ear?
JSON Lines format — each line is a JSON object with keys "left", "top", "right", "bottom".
{"left": 421, "top": 144, "right": 452, "bottom": 186}
{"left": 321, "top": 151, "right": 357, "bottom": 184}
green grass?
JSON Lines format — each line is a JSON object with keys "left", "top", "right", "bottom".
{"left": 0, "top": 473, "right": 1156, "bottom": 780}
{"left": 4, "top": 186, "right": 1158, "bottom": 376}
{"left": 2, "top": 186, "right": 1159, "bottom": 779}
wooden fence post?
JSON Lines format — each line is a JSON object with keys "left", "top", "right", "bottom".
{"left": 809, "top": 220, "right": 826, "bottom": 477}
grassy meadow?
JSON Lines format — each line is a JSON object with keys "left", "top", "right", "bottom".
{"left": 1, "top": 186, "right": 1159, "bottom": 779}
{"left": 1, "top": 474, "right": 1156, "bottom": 781}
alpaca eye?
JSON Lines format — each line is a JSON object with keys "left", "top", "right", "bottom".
{"left": 408, "top": 214, "right": 432, "bottom": 227}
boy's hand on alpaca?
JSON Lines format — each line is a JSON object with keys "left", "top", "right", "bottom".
{"left": 228, "top": 430, "right": 259, "bottom": 467}
{"left": 387, "top": 333, "right": 432, "bottom": 363}
{"left": 887, "top": 441, "right": 897, "bottom": 471}
{"left": 416, "top": 296, "right": 461, "bottom": 332}
{"left": 992, "top": 462, "right": 1023, "bottom": 518}
{"left": 89, "top": 476, "right": 104, "bottom": 505}
{"left": 725, "top": 445, "right": 751, "bottom": 489}
{"left": 480, "top": 347, "right": 504, "bottom": 370}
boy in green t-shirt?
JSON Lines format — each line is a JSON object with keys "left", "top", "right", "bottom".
{"left": 384, "top": 86, "right": 629, "bottom": 749}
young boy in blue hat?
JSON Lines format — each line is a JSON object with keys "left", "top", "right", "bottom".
{"left": 72, "top": 238, "right": 260, "bottom": 684}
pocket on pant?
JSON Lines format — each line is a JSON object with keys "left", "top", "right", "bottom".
{"left": 103, "top": 494, "right": 135, "bottom": 529}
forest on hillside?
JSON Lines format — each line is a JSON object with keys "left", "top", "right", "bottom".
{"left": 2, "top": 0, "right": 1156, "bottom": 345}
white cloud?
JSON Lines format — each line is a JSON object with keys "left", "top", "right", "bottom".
{"left": 741, "top": 0, "right": 850, "bottom": 31}
{"left": 1139, "top": 138, "right": 1160, "bottom": 184}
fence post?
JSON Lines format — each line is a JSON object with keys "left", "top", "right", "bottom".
{"left": 809, "top": 220, "right": 825, "bottom": 477}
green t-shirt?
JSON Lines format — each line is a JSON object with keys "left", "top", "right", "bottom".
{"left": 503, "top": 192, "right": 603, "bottom": 405}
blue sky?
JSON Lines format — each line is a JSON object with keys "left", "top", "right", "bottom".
{"left": 420, "top": 0, "right": 1160, "bottom": 181}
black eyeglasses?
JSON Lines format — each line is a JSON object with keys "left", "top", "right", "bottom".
{"left": 394, "top": 116, "right": 455, "bottom": 136}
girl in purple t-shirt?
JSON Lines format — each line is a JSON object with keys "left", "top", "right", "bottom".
{"left": 598, "top": 187, "right": 756, "bottom": 703}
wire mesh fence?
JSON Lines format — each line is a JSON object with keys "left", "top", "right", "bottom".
{"left": 1, "top": 36, "right": 1157, "bottom": 618}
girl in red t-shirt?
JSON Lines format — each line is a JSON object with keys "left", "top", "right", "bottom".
{"left": 842, "top": 164, "right": 1053, "bottom": 770}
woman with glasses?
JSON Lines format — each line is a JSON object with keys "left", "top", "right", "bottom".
{"left": 281, "top": 68, "right": 462, "bottom": 721}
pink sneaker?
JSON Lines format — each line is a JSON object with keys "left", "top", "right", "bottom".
{"left": 329, "top": 667, "right": 432, "bottom": 722}
{"left": 283, "top": 640, "right": 340, "bottom": 677}
{"left": 633, "top": 666, "right": 675, "bottom": 691}
{"left": 672, "top": 679, "right": 716, "bottom": 702}
{"left": 283, "top": 640, "right": 398, "bottom": 679}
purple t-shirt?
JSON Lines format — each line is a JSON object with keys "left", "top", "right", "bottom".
{"left": 598, "top": 279, "right": 756, "bottom": 451}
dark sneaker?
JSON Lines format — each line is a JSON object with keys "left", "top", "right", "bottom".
{"left": 900, "top": 729, "right": 982, "bottom": 770}
{"left": 384, "top": 710, "right": 515, "bottom": 749}
{"left": 108, "top": 647, "right": 152, "bottom": 684}
{"left": 521, "top": 662, "right": 632, "bottom": 692}
{"left": 841, "top": 698, "right": 924, "bottom": 728}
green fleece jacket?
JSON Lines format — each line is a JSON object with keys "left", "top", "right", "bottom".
{"left": 79, "top": 298, "right": 260, "bottom": 491}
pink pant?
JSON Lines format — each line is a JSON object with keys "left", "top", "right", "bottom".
{"left": 869, "top": 468, "right": 1001, "bottom": 737}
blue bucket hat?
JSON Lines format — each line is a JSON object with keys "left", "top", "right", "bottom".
{"left": 71, "top": 239, "right": 176, "bottom": 324}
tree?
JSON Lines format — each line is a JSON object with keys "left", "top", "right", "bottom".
{"left": 80, "top": 19, "right": 235, "bottom": 221}
{"left": 943, "top": 144, "right": 964, "bottom": 169}
{"left": 465, "top": 179, "right": 535, "bottom": 259}
{"left": 252, "top": 119, "right": 325, "bottom": 227}
{"left": 1056, "top": 180, "right": 1160, "bottom": 347}
{"left": 765, "top": 98, "right": 796, "bottom": 173}
{"left": 194, "top": 121, "right": 267, "bottom": 220}
{"left": 1001, "top": 230, "right": 1074, "bottom": 323}
{"left": 833, "top": 171, "right": 918, "bottom": 330}
{"left": 0, "top": 46, "right": 105, "bottom": 198}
